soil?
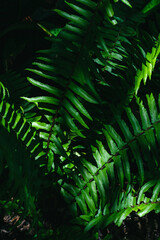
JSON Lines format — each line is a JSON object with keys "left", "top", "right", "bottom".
{"left": 0, "top": 211, "right": 160, "bottom": 240}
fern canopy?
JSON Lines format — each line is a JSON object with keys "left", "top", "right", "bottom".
{"left": 1, "top": 0, "right": 160, "bottom": 239}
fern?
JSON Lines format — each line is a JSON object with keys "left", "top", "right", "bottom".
{"left": 1, "top": 0, "right": 160, "bottom": 239}
{"left": 0, "top": 82, "right": 46, "bottom": 214}
{"left": 23, "top": 0, "right": 157, "bottom": 169}
{"left": 58, "top": 93, "right": 160, "bottom": 233}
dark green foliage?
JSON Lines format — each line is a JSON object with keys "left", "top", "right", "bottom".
{"left": 1, "top": 0, "right": 160, "bottom": 239}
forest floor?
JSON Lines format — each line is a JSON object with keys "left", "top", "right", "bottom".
{"left": 0, "top": 211, "right": 160, "bottom": 240}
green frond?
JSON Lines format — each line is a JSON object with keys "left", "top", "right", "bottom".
{"left": 142, "top": 0, "right": 160, "bottom": 13}
{"left": 1, "top": 0, "right": 160, "bottom": 238}
{"left": 24, "top": 0, "right": 155, "bottom": 167}
{"left": 0, "top": 100, "right": 44, "bottom": 159}
{"left": 59, "top": 93, "right": 160, "bottom": 232}
{"left": 0, "top": 83, "right": 45, "bottom": 190}
{"left": 135, "top": 35, "right": 160, "bottom": 94}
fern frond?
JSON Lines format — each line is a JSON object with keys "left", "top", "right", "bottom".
{"left": 135, "top": 34, "right": 160, "bottom": 94}
{"left": 0, "top": 82, "right": 46, "bottom": 208}
{"left": 59, "top": 93, "right": 160, "bottom": 232}
{"left": 23, "top": 0, "right": 155, "bottom": 170}
{"left": 1, "top": 0, "right": 160, "bottom": 238}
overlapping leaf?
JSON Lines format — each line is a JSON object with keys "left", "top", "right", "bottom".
{"left": 59, "top": 93, "right": 160, "bottom": 231}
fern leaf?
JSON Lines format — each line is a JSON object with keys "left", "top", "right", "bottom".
{"left": 135, "top": 35, "right": 160, "bottom": 94}
{"left": 59, "top": 93, "right": 160, "bottom": 232}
